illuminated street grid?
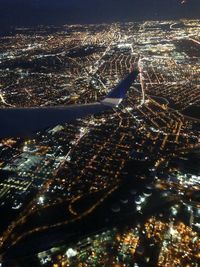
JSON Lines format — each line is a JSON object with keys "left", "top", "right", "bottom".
{"left": 34, "top": 219, "right": 200, "bottom": 267}
{"left": 0, "top": 20, "right": 200, "bottom": 266}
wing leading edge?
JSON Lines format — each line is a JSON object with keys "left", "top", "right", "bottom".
{"left": 0, "top": 70, "right": 139, "bottom": 138}
{"left": 101, "top": 70, "right": 139, "bottom": 107}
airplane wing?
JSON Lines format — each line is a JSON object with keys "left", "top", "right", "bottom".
{"left": 101, "top": 70, "right": 138, "bottom": 107}
{"left": 0, "top": 70, "right": 139, "bottom": 139}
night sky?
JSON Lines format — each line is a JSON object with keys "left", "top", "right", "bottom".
{"left": 1, "top": 0, "right": 200, "bottom": 29}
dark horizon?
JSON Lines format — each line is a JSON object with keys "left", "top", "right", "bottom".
{"left": 1, "top": 0, "right": 200, "bottom": 30}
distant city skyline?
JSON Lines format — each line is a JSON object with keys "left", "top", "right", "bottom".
{"left": 1, "top": 0, "right": 200, "bottom": 29}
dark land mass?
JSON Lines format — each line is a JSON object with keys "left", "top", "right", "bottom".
{"left": 182, "top": 105, "right": 200, "bottom": 120}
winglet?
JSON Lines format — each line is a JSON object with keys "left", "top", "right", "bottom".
{"left": 101, "top": 69, "right": 139, "bottom": 107}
